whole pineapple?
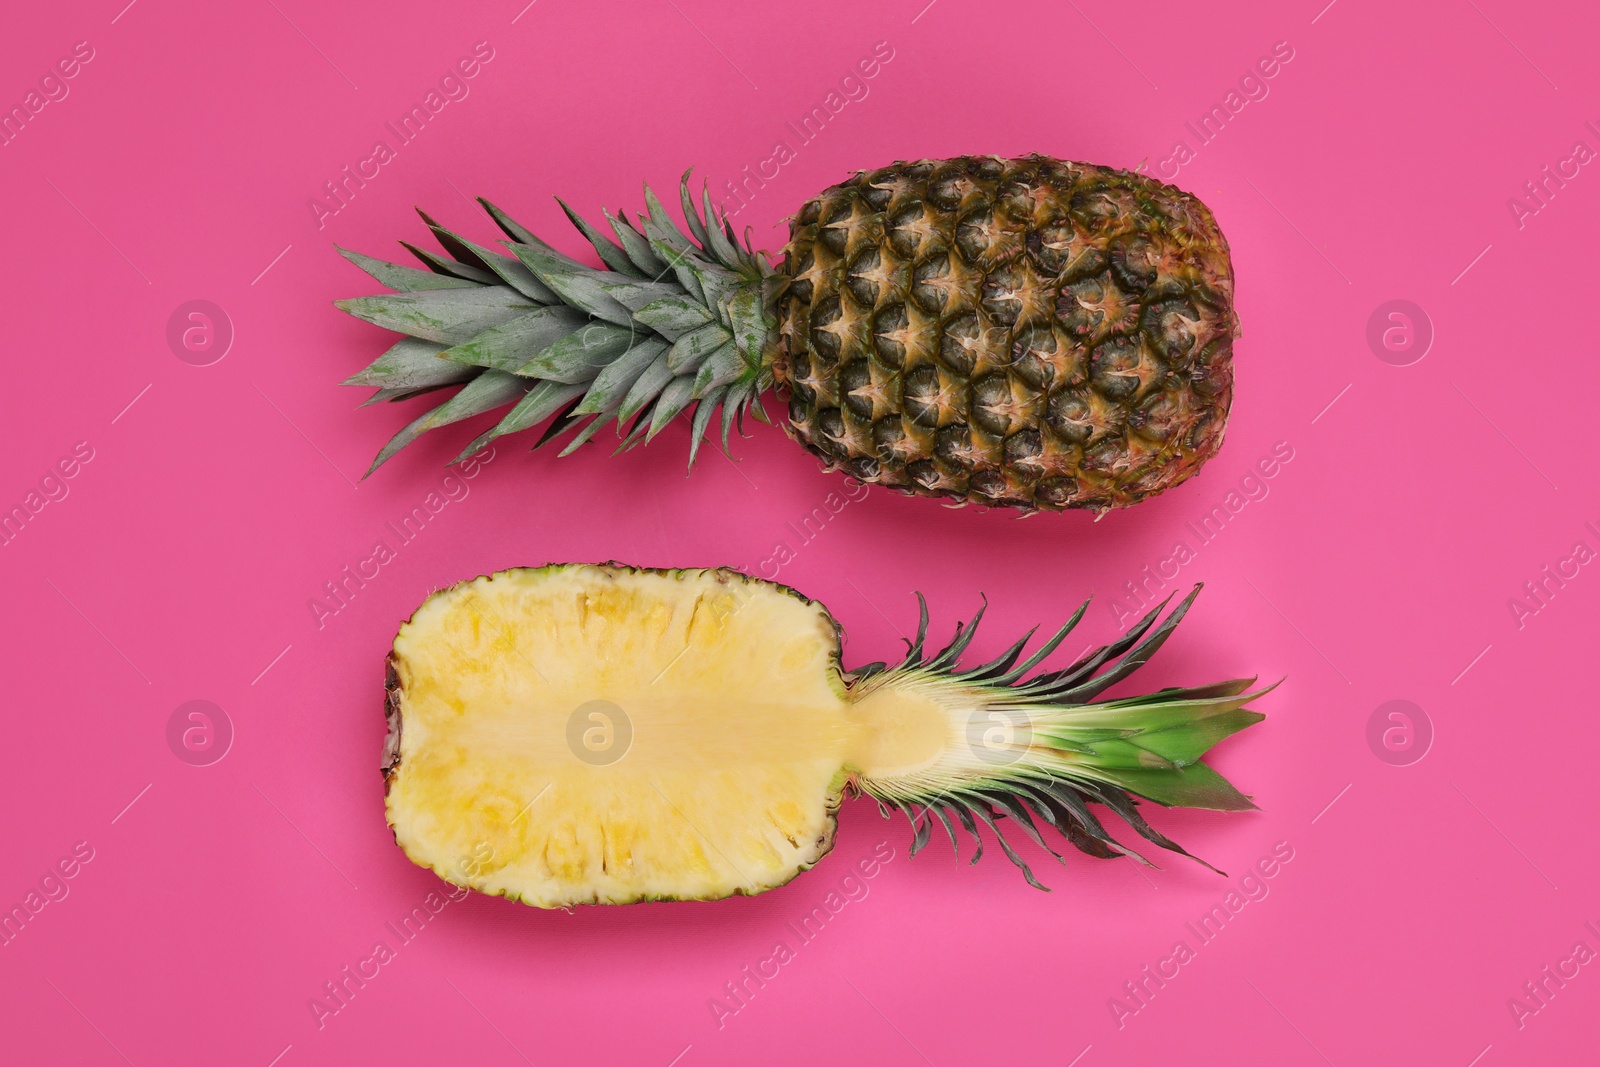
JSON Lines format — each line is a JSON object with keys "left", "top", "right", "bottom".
{"left": 337, "top": 155, "right": 1237, "bottom": 512}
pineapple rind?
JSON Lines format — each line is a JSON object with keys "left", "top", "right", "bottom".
{"left": 778, "top": 155, "right": 1236, "bottom": 511}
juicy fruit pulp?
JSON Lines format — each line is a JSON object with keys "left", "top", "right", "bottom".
{"left": 383, "top": 564, "right": 1269, "bottom": 907}
{"left": 336, "top": 155, "right": 1237, "bottom": 513}
{"left": 386, "top": 567, "right": 849, "bottom": 905}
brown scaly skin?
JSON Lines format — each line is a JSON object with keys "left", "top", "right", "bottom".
{"left": 381, "top": 658, "right": 404, "bottom": 795}
{"left": 773, "top": 155, "right": 1238, "bottom": 512}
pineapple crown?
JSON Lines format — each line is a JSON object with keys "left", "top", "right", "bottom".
{"left": 335, "top": 173, "right": 781, "bottom": 474}
{"left": 852, "top": 585, "right": 1273, "bottom": 889}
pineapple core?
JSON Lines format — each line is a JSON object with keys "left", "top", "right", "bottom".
{"left": 385, "top": 565, "right": 947, "bottom": 907}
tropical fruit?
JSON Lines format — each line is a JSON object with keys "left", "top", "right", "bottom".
{"left": 337, "top": 155, "right": 1237, "bottom": 512}
{"left": 382, "top": 563, "right": 1268, "bottom": 906}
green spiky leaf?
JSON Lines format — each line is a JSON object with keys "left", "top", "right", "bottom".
{"left": 516, "top": 322, "right": 640, "bottom": 383}
{"left": 633, "top": 295, "right": 714, "bottom": 340}
{"left": 576, "top": 338, "right": 668, "bottom": 415}
{"left": 439, "top": 307, "right": 589, "bottom": 373}
{"left": 368, "top": 370, "right": 527, "bottom": 474}
{"left": 508, "top": 240, "right": 636, "bottom": 327}
{"left": 336, "top": 288, "right": 538, "bottom": 345}
{"left": 619, "top": 352, "right": 674, "bottom": 422}
{"left": 342, "top": 337, "right": 468, "bottom": 390}
{"left": 456, "top": 379, "right": 587, "bottom": 461}
{"left": 337, "top": 247, "right": 477, "bottom": 292}
{"left": 400, "top": 239, "right": 499, "bottom": 285}
{"left": 338, "top": 173, "right": 778, "bottom": 474}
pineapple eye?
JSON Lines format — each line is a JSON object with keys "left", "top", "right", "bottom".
{"left": 955, "top": 208, "right": 1020, "bottom": 268}
{"left": 937, "top": 313, "right": 984, "bottom": 376}
{"left": 968, "top": 469, "right": 1009, "bottom": 500}
{"left": 1089, "top": 338, "right": 1143, "bottom": 401}
{"left": 1004, "top": 429, "right": 1044, "bottom": 467}
{"left": 813, "top": 408, "right": 847, "bottom": 454}
{"left": 1046, "top": 389, "right": 1094, "bottom": 444}
{"left": 927, "top": 169, "right": 974, "bottom": 211}
{"left": 817, "top": 196, "right": 856, "bottom": 256}
{"left": 995, "top": 181, "right": 1038, "bottom": 223}
{"left": 859, "top": 173, "right": 895, "bottom": 211}
{"left": 967, "top": 156, "right": 1006, "bottom": 180}
{"left": 787, "top": 350, "right": 816, "bottom": 400}
{"left": 1142, "top": 298, "right": 1201, "bottom": 361}
{"left": 871, "top": 303, "right": 909, "bottom": 368}
{"left": 1110, "top": 235, "right": 1160, "bottom": 293}
{"left": 933, "top": 423, "right": 977, "bottom": 470}
{"left": 979, "top": 264, "right": 1026, "bottom": 326}
{"left": 1188, "top": 339, "right": 1233, "bottom": 402}
{"left": 971, "top": 374, "right": 1022, "bottom": 436}
{"left": 787, "top": 249, "right": 818, "bottom": 304}
{"left": 886, "top": 203, "right": 935, "bottom": 260}
{"left": 839, "top": 360, "right": 875, "bottom": 419}
{"left": 906, "top": 459, "right": 942, "bottom": 489}
{"left": 1070, "top": 183, "right": 1139, "bottom": 235}
{"left": 911, "top": 254, "right": 955, "bottom": 314}
{"left": 872, "top": 415, "right": 910, "bottom": 460}
{"left": 1133, "top": 393, "right": 1181, "bottom": 443}
{"left": 1082, "top": 435, "right": 1127, "bottom": 473}
{"left": 1057, "top": 274, "right": 1138, "bottom": 340}
{"left": 844, "top": 455, "right": 881, "bottom": 481}
{"left": 809, "top": 296, "right": 844, "bottom": 361}
{"left": 1030, "top": 222, "right": 1107, "bottom": 283}
{"left": 901, "top": 364, "right": 945, "bottom": 429}
{"left": 846, "top": 248, "right": 885, "bottom": 307}
{"left": 1035, "top": 474, "right": 1082, "bottom": 507}
{"left": 1010, "top": 325, "right": 1060, "bottom": 391}
{"left": 787, "top": 394, "right": 810, "bottom": 428}
{"left": 821, "top": 195, "right": 855, "bottom": 223}
{"left": 1028, "top": 219, "right": 1078, "bottom": 276}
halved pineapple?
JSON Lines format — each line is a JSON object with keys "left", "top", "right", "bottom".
{"left": 385, "top": 565, "right": 853, "bottom": 905}
{"left": 383, "top": 564, "right": 1269, "bottom": 906}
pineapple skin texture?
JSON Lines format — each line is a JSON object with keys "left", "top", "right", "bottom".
{"left": 775, "top": 155, "right": 1238, "bottom": 511}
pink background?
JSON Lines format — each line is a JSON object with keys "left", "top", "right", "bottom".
{"left": 2, "top": 0, "right": 1596, "bottom": 1064}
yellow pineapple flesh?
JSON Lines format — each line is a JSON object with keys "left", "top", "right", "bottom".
{"left": 385, "top": 566, "right": 859, "bottom": 906}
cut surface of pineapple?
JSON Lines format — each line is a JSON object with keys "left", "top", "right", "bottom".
{"left": 386, "top": 565, "right": 863, "bottom": 906}
{"left": 384, "top": 563, "right": 1269, "bottom": 906}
